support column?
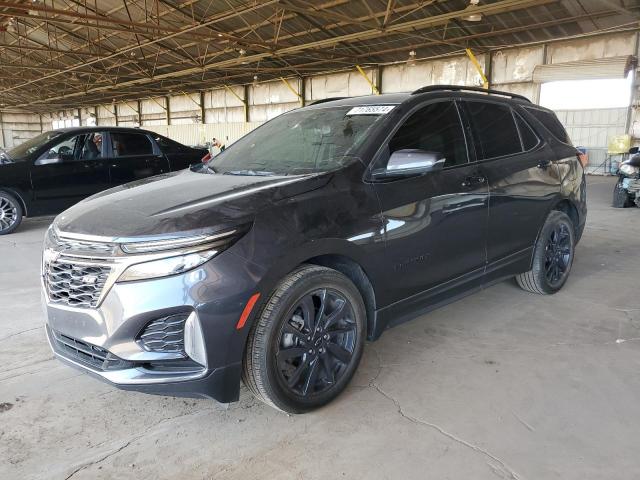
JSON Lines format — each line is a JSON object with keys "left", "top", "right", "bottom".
{"left": 200, "top": 91, "right": 206, "bottom": 123}
{"left": 299, "top": 77, "right": 306, "bottom": 107}
{"left": 166, "top": 96, "right": 171, "bottom": 125}
{"left": 137, "top": 100, "right": 143, "bottom": 126}
{"left": 114, "top": 103, "right": 119, "bottom": 126}
{"left": 0, "top": 110, "right": 7, "bottom": 149}
{"left": 243, "top": 85, "right": 249, "bottom": 123}
{"left": 94, "top": 106, "right": 99, "bottom": 126}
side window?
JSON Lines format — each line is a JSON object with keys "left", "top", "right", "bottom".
{"left": 524, "top": 107, "right": 571, "bottom": 144}
{"left": 36, "top": 135, "right": 81, "bottom": 165}
{"left": 79, "top": 132, "right": 105, "bottom": 160}
{"left": 466, "top": 102, "right": 522, "bottom": 160}
{"left": 111, "top": 133, "right": 154, "bottom": 157}
{"left": 514, "top": 113, "right": 539, "bottom": 151}
{"left": 155, "top": 135, "right": 188, "bottom": 154}
{"left": 388, "top": 101, "right": 468, "bottom": 168}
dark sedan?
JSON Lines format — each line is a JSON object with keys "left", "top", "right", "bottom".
{"left": 0, "top": 127, "right": 208, "bottom": 234}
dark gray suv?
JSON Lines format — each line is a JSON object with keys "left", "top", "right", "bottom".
{"left": 42, "top": 86, "right": 586, "bottom": 413}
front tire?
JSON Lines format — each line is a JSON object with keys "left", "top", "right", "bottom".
{"left": 612, "top": 178, "right": 633, "bottom": 208}
{"left": 0, "top": 191, "right": 23, "bottom": 235}
{"left": 516, "top": 211, "right": 575, "bottom": 295}
{"left": 242, "top": 265, "right": 366, "bottom": 413}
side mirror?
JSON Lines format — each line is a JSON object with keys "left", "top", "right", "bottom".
{"left": 372, "top": 149, "right": 445, "bottom": 180}
{"left": 629, "top": 147, "right": 639, "bottom": 154}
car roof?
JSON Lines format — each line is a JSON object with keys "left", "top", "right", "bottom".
{"left": 52, "top": 126, "right": 156, "bottom": 135}
{"left": 304, "top": 86, "right": 532, "bottom": 110}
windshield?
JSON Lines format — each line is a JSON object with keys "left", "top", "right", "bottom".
{"left": 5, "top": 131, "right": 64, "bottom": 161}
{"left": 208, "top": 106, "right": 390, "bottom": 176}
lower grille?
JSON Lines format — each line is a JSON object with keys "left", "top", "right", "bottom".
{"left": 138, "top": 314, "right": 188, "bottom": 354}
{"left": 45, "top": 261, "right": 111, "bottom": 308}
{"left": 50, "top": 328, "right": 131, "bottom": 371}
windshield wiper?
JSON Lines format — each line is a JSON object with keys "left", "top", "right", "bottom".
{"left": 223, "top": 170, "right": 277, "bottom": 176}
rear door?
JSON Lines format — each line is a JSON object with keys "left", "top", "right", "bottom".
{"left": 372, "top": 99, "right": 489, "bottom": 306}
{"left": 461, "top": 100, "right": 561, "bottom": 273}
{"left": 106, "top": 131, "right": 170, "bottom": 187}
{"left": 30, "top": 132, "right": 111, "bottom": 213}
{"left": 152, "top": 134, "right": 205, "bottom": 170}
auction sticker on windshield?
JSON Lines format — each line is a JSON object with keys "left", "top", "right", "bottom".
{"left": 346, "top": 105, "right": 395, "bottom": 116}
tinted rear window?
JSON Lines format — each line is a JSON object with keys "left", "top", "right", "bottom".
{"left": 514, "top": 113, "right": 539, "bottom": 151}
{"left": 524, "top": 107, "right": 571, "bottom": 144}
{"left": 111, "top": 133, "right": 154, "bottom": 156}
{"left": 466, "top": 102, "right": 522, "bottom": 160}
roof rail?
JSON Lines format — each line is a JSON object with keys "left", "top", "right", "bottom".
{"left": 411, "top": 85, "right": 531, "bottom": 103}
{"left": 309, "top": 97, "right": 348, "bottom": 105}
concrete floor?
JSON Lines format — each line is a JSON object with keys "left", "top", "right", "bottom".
{"left": 1, "top": 176, "right": 639, "bottom": 480}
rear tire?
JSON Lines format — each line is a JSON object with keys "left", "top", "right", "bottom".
{"left": 612, "top": 178, "right": 633, "bottom": 208}
{"left": 242, "top": 265, "right": 366, "bottom": 413}
{"left": 0, "top": 191, "right": 23, "bottom": 235}
{"left": 516, "top": 211, "right": 575, "bottom": 295}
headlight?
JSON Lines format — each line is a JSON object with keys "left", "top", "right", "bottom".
{"left": 620, "top": 164, "right": 640, "bottom": 176}
{"left": 117, "top": 249, "right": 218, "bottom": 282}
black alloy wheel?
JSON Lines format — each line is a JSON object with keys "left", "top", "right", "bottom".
{"left": 243, "top": 265, "right": 366, "bottom": 413}
{"left": 515, "top": 210, "right": 575, "bottom": 295}
{"left": 543, "top": 223, "right": 572, "bottom": 288}
{"left": 275, "top": 288, "right": 357, "bottom": 397}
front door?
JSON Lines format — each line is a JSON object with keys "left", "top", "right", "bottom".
{"left": 372, "top": 100, "right": 489, "bottom": 308}
{"left": 30, "top": 132, "right": 111, "bottom": 214}
{"left": 106, "top": 131, "right": 170, "bottom": 187}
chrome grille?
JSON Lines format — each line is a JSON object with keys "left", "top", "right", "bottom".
{"left": 56, "top": 237, "right": 114, "bottom": 254}
{"left": 138, "top": 314, "right": 187, "bottom": 354}
{"left": 45, "top": 261, "right": 111, "bottom": 308}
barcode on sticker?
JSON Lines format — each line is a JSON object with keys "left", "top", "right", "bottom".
{"left": 346, "top": 105, "right": 395, "bottom": 116}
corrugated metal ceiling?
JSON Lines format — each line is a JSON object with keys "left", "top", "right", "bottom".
{"left": 0, "top": 0, "right": 637, "bottom": 110}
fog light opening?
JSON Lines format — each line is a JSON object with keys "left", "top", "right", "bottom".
{"left": 184, "top": 312, "right": 207, "bottom": 367}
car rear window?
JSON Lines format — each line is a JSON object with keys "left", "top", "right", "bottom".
{"left": 111, "top": 132, "right": 154, "bottom": 157}
{"left": 465, "top": 101, "right": 522, "bottom": 160}
{"left": 523, "top": 107, "right": 571, "bottom": 144}
{"left": 514, "top": 113, "right": 539, "bottom": 151}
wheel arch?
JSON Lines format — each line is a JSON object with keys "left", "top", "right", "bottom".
{"left": 304, "top": 254, "right": 377, "bottom": 340}
{"left": 0, "top": 187, "right": 29, "bottom": 216}
{"left": 551, "top": 198, "right": 580, "bottom": 237}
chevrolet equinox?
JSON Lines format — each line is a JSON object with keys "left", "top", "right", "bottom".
{"left": 42, "top": 85, "right": 587, "bottom": 413}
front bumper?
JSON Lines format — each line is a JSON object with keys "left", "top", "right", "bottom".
{"left": 42, "top": 246, "right": 266, "bottom": 403}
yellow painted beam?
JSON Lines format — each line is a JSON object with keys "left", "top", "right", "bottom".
{"left": 355, "top": 65, "right": 380, "bottom": 95}
{"left": 465, "top": 48, "right": 489, "bottom": 89}
{"left": 280, "top": 77, "right": 303, "bottom": 106}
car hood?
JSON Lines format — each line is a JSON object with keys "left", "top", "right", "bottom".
{"left": 55, "top": 169, "right": 331, "bottom": 239}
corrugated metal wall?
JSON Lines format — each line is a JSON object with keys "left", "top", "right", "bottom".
{"left": 1, "top": 31, "right": 636, "bottom": 152}
{"left": 556, "top": 108, "right": 629, "bottom": 147}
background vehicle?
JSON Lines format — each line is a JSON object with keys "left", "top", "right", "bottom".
{"left": 613, "top": 146, "right": 640, "bottom": 208}
{"left": 0, "top": 127, "right": 208, "bottom": 234}
{"left": 42, "top": 86, "right": 586, "bottom": 413}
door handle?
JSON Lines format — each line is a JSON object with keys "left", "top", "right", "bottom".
{"left": 461, "top": 175, "right": 486, "bottom": 188}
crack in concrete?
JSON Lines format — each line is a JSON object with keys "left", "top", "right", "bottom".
{"left": 63, "top": 408, "right": 212, "bottom": 479}
{"left": 371, "top": 381, "right": 523, "bottom": 480}
{"left": 0, "top": 326, "right": 42, "bottom": 343}
{"left": 511, "top": 412, "right": 535, "bottom": 432}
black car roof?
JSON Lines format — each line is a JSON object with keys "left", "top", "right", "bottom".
{"left": 52, "top": 126, "right": 157, "bottom": 135}
{"left": 305, "top": 86, "right": 532, "bottom": 110}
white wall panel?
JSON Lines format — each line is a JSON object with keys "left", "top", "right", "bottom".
{"left": 492, "top": 46, "right": 544, "bottom": 84}
{"left": 306, "top": 69, "right": 376, "bottom": 101}
{"left": 548, "top": 32, "right": 635, "bottom": 64}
